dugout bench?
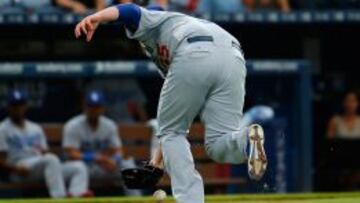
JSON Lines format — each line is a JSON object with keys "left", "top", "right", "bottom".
{"left": 0, "top": 123, "right": 246, "bottom": 197}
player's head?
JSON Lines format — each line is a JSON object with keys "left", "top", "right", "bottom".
{"left": 84, "top": 90, "right": 105, "bottom": 122}
{"left": 7, "top": 89, "right": 28, "bottom": 123}
{"left": 343, "top": 91, "right": 359, "bottom": 115}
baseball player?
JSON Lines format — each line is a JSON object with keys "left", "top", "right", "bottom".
{"left": 0, "top": 89, "right": 90, "bottom": 198}
{"left": 75, "top": 4, "right": 267, "bottom": 203}
{"left": 62, "top": 90, "right": 141, "bottom": 196}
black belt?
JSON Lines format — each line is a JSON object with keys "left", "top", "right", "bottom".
{"left": 187, "top": 36, "right": 242, "bottom": 52}
{"left": 187, "top": 36, "right": 214, "bottom": 43}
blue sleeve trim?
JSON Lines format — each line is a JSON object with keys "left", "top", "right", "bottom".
{"left": 82, "top": 151, "right": 95, "bottom": 163}
{"left": 116, "top": 3, "right": 141, "bottom": 33}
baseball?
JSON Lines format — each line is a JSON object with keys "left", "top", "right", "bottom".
{"left": 153, "top": 189, "right": 167, "bottom": 201}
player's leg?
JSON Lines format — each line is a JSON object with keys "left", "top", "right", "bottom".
{"left": 201, "top": 52, "right": 248, "bottom": 164}
{"left": 16, "top": 154, "right": 66, "bottom": 198}
{"left": 157, "top": 45, "right": 217, "bottom": 203}
{"left": 201, "top": 49, "right": 267, "bottom": 180}
{"left": 62, "top": 161, "right": 90, "bottom": 197}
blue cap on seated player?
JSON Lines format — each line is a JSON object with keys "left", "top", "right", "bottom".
{"left": 7, "top": 89, "right": 28, "bottom": 106}
{"left": 85, "top": 90, "right": 105, "bottom": 107}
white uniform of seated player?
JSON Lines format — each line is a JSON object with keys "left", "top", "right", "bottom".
{"left": 62, "top": 90, "right": 141, "bottom": 196}
{"left": 74, "top": 4, "right": 269, "bottom": 202}
{"left": 0, "top": 90, "right": 90, "bottom": 198}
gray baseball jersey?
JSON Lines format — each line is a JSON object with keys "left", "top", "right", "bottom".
{"left": 62, "top": 115, "right": 121, "bottom": 153}
{"left": 0, "top": 118, "right": 48, "bottom": 165}
{"left": 124, "top": 6, "right": 242, "bottom": 77}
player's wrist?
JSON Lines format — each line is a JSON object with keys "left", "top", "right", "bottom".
{"left": 92, "top": 13, "right": 103, "bottom": 22}
{"left": 82, "top": 151, "right": 96, "bottom": 163}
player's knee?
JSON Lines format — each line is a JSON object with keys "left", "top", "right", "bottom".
{"left": 70, "top": 161, "right": 88, "bottom": 174}
{"left": 205, "top": 142, "right": 247, "bottom": 164}
{"left": 43, "top": 153, "right": 61, "bottom": 165}
{"left": 205, "top": 145, "right": 226, "bottom": 163}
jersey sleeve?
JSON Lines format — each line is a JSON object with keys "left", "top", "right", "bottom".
{"left": 117, "top": 5, "right": 168, "bottom": 40}
{"left": 63, "top": 123, "right": 81, "bottom": 149}
{"left": 0, "top": 127, "right": 8, "bottom": 152}
{"left": 116, "top": 3, "right": 141, "bottom": 33}
{"left": 108, "top": 122, "right": 122, "bottom": 148}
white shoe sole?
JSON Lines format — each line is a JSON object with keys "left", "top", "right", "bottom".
{"left": 248, "top": 124, "right": 267, "bottom": 181}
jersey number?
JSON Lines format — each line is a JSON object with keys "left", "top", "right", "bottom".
{"left": 157, "top": 44, "right": 170, "bottom": 68}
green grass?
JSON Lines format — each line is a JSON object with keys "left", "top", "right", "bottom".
{"left": 0, "top": 192, "right": 359, "bottom": 203}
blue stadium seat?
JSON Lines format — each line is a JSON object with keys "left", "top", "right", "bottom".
{"left": 17, "top": 0, "right": 52, "bottom": 9}
{"left": 0, "top": 5, "right": 25, "bottom": 14}
{"left": 32, "top": 5, "right": 66, "bottom": 14}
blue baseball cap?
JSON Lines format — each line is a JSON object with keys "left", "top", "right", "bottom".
{"left": 7, "top": 89, "right": 28, "bottom": 105}
{"left": 85, "top": 90, "right": 105, "bottom": 106}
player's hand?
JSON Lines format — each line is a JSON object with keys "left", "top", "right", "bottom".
{"left": 14, "top": 166, "right": 30, "bottom": 177}
{"left": 96, "top": 154, "right": 117, "bottom": 172}
{"left": 100, "top": 158, "right": 117, "bottom": 172}
{"left": 102, "top": 159, "right": 117, "bottom": 172}
{"left": 74, "top": 14, "right": 100, "bottom": 42}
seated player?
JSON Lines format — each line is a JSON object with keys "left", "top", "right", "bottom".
{"left": 0, "top": 89, "right": 90, "bottom": 198}
{"left": 54, "top": 0, "right": 107, "bottom": 14}
{"left": 327, "top": 91, "right": 360, "bottom": 139}
{"left": 62, "top": 90, "right": 141, "bottom": 196}
{"left": 243, "top": 0, "right": 291, "bottom": 12}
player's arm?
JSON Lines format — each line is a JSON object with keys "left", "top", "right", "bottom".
{"left": 327, "top": 117, "right": 338, "bottom": 139}
{"left": 99, "top": 123, "right": 125, "bottom": 168}
{"left": 0, "top": 152, "right": 29, "bottom": 176}
{"left": 0, "top": 131, "right": 28, "bottom": 175}
{"left": 64, "top": 147, "right": 83, "bottom": 160}
{"left": 62, "top": 124, "right": 100, "bottom": 162}
{"left": 101, "top": 147, "right": 124, "bottom": 157}
{"left": 74, "top": 3, "right": 141, "bottom": 42}
{"left": 0, "top": 152, "right": 13, "bottom": 171}
{"left": 150, "top": 146, "right": 163, "bottom": 168}
{"left": 64, "top": 146, "right": 116, "bottom": 170}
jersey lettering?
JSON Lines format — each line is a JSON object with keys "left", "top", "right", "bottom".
{"left": 157, "top": 44, "right": 170, "bottom": 68}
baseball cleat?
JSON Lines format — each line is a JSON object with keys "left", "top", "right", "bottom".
{"left": 247, "top": 124, "right": 267, "bottom": 181}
